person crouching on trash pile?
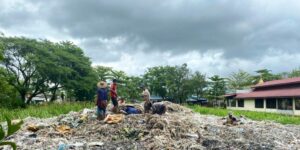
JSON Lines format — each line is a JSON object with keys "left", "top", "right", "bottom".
{"left": 140, "top": 85, "right": 151, "bottom": 113}
{"left": 223, "top": 112, "right": 238, "bottom": 125}
{"left": 151, "top": 103, "right": 167, "bottom": 115}
{"left": 119, "top": 102, "right": 166, "bottom": 115}
{"left": 119, "top": 105, "right": 143, "bottom": 115}
{"left": 96, "top": 81, "right": 108, "bottom": 120}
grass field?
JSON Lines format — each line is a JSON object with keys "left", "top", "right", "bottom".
{"left": 188, "top": 105, "right": 300, "bottom": 125}
{"left": 2, "top": 102, "right": 300, "bottom": 125}
{"left": 0, "top": 102, "right": 95, "bottom": 122}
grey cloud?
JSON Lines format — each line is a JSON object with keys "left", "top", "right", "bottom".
{"left": 35, "top": 0, "right": 300, "bottom": 58}
{"left": 1, "top": 0, "right": 300, "bottom": 65}
{"left": 79, "top": 37, "right": 122, "bottom": 62}
{"left": 0, "top": 2, "right": 36, "bottom": 28}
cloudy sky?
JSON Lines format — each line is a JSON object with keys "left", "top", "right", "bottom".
{"left": 1, "top": 0, "right": 300, "bottom": 76}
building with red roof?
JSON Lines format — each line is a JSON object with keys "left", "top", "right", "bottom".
{"left": 225, "top": 77, "right": 300, "bottom": 115}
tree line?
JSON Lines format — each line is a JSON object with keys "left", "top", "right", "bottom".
{"left": 1, "top": 36, "right": 300, "bottom": 108}
{"left": 0, "top": 36, "right": 96, "bottom": 107}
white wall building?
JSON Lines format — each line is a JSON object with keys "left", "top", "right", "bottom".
{"left": 225, "top": 77, "right": 300, "bottom": 115}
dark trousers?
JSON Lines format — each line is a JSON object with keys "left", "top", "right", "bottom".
{"left": 111, "top": 97, "right": 118, "bottom": 107}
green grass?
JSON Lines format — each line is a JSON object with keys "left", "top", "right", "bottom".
{"left": 188, "top": 105, "right": 300, "bottom": 125}
{"left": 2, "top": 102, "right": 300, "bottom": 125}
{"left": 0, "top": 102, "right": 95, "bottom": 122}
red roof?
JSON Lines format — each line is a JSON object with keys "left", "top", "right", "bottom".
{"left": 253, "top": 77, "right": 300, "bottom": 88}
{"left": 236, "top": 87, "right": 300, "bottom": 99}
{"left": 223, "top": 93, "right": 236, "bottom": 97}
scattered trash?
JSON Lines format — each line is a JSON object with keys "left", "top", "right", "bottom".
{"left": 55, "top": 125, "right": 71, "bottom": 134}
{"left": 222, "top": 112, "right": 249, "bottom": 126}
{"left": 81, "top": 108, "right": 94, "bottom": 116}
{"left": 88, "top": 142, "right": 104, "bottom": 147}
{"left": 104, "top": 114, "right": 124, "bottom": 124}
{"left": 57, "top": 143, "right": 67, "bottom": 150}
{"left": 67, "top": 142, "right": 86, "bottom": 149}
{"left": 11, "top": 119, "right": 22, "bottom": 125}
{"left": 27, "top": 124, "right": 40, "bottom": 132}
{"left": 79, "top": 114, "right": 88, "bottom": 123}
{"left": 28, "top": 133, "right": 37, "bottom": 138}
{"left": 239, "top": 115, "right": 248, "bottom": 124}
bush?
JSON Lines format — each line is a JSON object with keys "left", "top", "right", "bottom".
{"left": 0, "top": 98, "right": 25, "bottom": 109}
{"left": 0, "top": 81, "right": 24, "bottom": 108}
{"left": 0, "top": 68, "right": 24, "bottom": 108}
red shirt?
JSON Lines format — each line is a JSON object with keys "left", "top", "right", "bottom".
{"left": 110, "top": 83, "right": 117, "bottom": 98}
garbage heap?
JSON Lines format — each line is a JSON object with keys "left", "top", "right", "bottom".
{"left": 1, "top": 101, "right": 300, "bottom": 150}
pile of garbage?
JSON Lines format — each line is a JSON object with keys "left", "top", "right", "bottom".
{"left": 1, "top": 101, "right": 300, "bottom": 150}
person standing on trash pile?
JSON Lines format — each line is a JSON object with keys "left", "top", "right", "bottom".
{"left": 110, "top": 79, "right": 118, "bottom": 113}
{"left": 141, "top": 85, "right": 151, "bottom": 113}
{"left": 151, "top": 103, "right": 167, "bottom": 115}
{"left": 96, "top": 81, "right": 108, "bottom": 120}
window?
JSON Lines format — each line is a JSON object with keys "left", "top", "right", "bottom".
{"left": 230, "top": 99, "right": 236, "bottom": 107}
{"left": 296, "top": 99, "right": 300, "bottom": 110}
{"left": 278, "top": 98, "right": 293, "bottom": 110}
{"left": 266, "top": 98, "right": 276, "bottom": 109}
{"left": 238, "top": 99, "right": 244, "bottom": 107}
{"left": 255, "top": 99, "right": 264, "bottom": 108}
{"left": 227, "top": 99, "right": 230, "bottom": 106}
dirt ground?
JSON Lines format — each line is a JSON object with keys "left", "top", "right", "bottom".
{"left": 1, "top": 101, "right": 300, "bottom": 150}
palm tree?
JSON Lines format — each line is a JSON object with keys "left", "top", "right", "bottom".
{"left": 227, "top": 70, "right": 253, "bottom": 90}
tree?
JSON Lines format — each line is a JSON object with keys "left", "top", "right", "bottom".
{"left": 0, "top": 38, "right": 20, "bottom": 108}
{"left": 0, "top": 36, "right": 96, "bottom": 103}
{"left": 71, "top": 71, "right": 97, "bottom": 101}
{"left": 111, "top": 70, "right": 127, "bottom": 81}
{"left": 288, "top": 68, "right": 300, "bottom": 78}
{"left": 227, "top": 70, "right": 253, "bottom": 90}
{"left": 55, "top": 41, "right": 97, "bottom": 101}
{"left": 34, "top": 40, "right": 62, "bottom": 101}
{"left": 0, "top": 37, "right": 52, "bottom": 104}
{"left": 123, "top": 76, "right": 142, "bottom": 100}
{"left": 189, "top": 71, "right": 207, "bottom": 99}
{"left": 29, "top": 40, "right": 97, "bottom": 101}
{"left": 94, "top": 66, "right": 113, "bottom": 81}
{"left": 144, "top": 63, "right": 191, "bottom": 103}
{"left": 207, "top": 75, "right": 226, "bottom": 101}
{"left": 0, "top": 36, "right": 4, "bottom": 60}
{"left": 0, "top": 67, "right": 21, "bottom": 108}
{"left": 0, "top": 47, "right": 3, "bottom": 61}
{"left": 173, "top": 63, "right": 190, "bottom": 103}
{"left": 254, "top": 69, "right": 282, "bottom": 83}
{"left": 144, "top": 66, "right": 170, "bottom": 99}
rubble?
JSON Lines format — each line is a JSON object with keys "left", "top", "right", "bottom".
{"left": 1, "top": 101, "right": 300, "bottom": 150}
